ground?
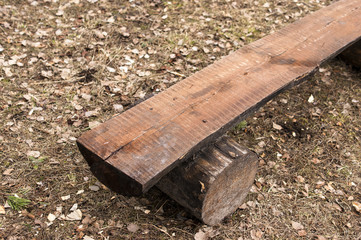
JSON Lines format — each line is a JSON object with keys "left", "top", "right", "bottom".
{"left": 0, "top": 0, "right": 360, "bottom": 239}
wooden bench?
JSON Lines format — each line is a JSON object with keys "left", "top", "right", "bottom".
{"left": 77, "top": 0, "right": 361, "bottom": 225}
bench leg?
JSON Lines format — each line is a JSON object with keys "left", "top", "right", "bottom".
{"left": 340, "top": 39, "right": 361, "bottom": 68}
{"left": 156, "top": 137, "right": 259, "bottom": 225}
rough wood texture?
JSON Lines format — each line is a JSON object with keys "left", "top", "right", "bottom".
{"left": 77, "top": 0, "right": 361, "bottom": 195}
{"left": 340, "top": 39, "right": 361, "bottom": 68}
{"left": 156, "top": 137, "right": 259, "bottom": 225}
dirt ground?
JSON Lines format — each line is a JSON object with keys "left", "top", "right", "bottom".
{"left": 0, "top": 0, "right": 360, "bottom": 239}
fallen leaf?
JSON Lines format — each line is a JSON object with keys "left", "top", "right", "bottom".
{"left": 56, "top": 10, "right": 64, "bottom": 16}
{"left": 127, "top": 223, "right": 139, "bottom": 233}
{"left": 70, "top": 203, "right": 78, "bottom": 211}
{"left": 113, "top": 104, "right": 124, "bottom": 112}
{"left": 61, "top": 69, "right": 71, "bottom": 80}
{"left": 250, "top": 229, "right": 263, "bottom": 240}
{"left": 296, "top": 175, "right": 305, "bottom": 183}
{"left": 41, "top": 70, "right": 53, "bottom": 78}
{"left": 89, "top": 185, "right": 100, "bottom": 191}
{"left": 47, "top": 213, "right": 56, "bottom": 222}
{"left": 298, "top": 230, "right": 307, "bottom": 236}
{"left": 308, "top": 94, "right": 314, "bottom": 103}
{"left": 3, "top": 168, "right": 14, "bottom": 175}
{"left": 61, "top": 195, "right": 70, "bottom": 201}
{"left": 27, "top": 151, "right": 40, "bottom": 158}
{"left": 73, "top": 120, "right": 83, "bottom": 127}
{"left": 94, "top": 30, "right": 105, "bottom": 39}
{"left": 194, "top": 227, "right": 218, "bottom": 240}
{"left": 239, "top": 203, "right": 247, "bottom": 210}
{"left": 194, "top": 230, "right": 207, "bottom": 240}
{"left": 55, "top": 29, "right": 62, "bottom": 36}
{"left": 81, "top": 93, "right": 92, "bottom": 101}
{"left": 83, "top": 236, "right": 95, "bottom": 240}
{"left": 88, "top": 121, "right": 100, "bottom": 129}
{"left": 84, "top": 110, "right": 98, "bottom": 118}
{"left": 107, "top": 66, "right": 116, "bottom": 73}
{"left": 317, "top": 235, "right": 327, "bottom": 240}
{"left": 77, "top": 190, "right": 84, "bottom": 195}
{"left": 291, "top": 221, "right": 304, "bottom": 230}
{"left": 3, "top": 68, "right": 13, "bottom": 77}
{"left": 311, "top": 158, "right": 321, "bottom": 164}
{"left": 352, "top": 201, "right": 361, "bottom": 213}
{"left": 82, "top": 215, "right": 92, "bottom": 225}
{"left": 64, "top": 209, "right": 82, "bottom": 221}
{"left": 247, "top": 201, "right": 256, "bottom": 208}
{"left": 0, "top": 205, "right": 5, "bottom": 214}
{"left": 272, "top": 122, "right": 283, "bottom": 130}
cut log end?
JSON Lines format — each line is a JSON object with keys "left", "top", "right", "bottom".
{"left": 77, "top": 142, "right": 143, "bottom": 196}
{"left": 340, "top": 39, "right": 361, "bottom": 68}
{"left": 156, "top": 137, "right": 259, "bottom": 225}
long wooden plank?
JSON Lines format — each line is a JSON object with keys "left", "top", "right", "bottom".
{"left": 77, "top": 0, "right": 361, "bottom": 195}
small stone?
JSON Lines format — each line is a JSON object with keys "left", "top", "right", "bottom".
{"left": 89, "top": 185, "right": 100, "bottom": 191}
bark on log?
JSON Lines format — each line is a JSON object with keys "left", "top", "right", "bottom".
{"left": 340, "top": 39, "right": 361, "bottom": 68}
{"left": 156, "top": 137, "right": 259, "bottom": 225}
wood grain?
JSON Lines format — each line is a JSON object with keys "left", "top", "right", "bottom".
{"left": 156, "top": 137, "right": 259, "bottom": 225}
{"left": 77, "top": 0, "right": 361, "bottom": 195}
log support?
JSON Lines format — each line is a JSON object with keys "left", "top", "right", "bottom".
{"left": 156, "top": 137, "right": 259, "bottom": 225}
{"left": 340, "top": 39, "right": 361, "bottom": 68}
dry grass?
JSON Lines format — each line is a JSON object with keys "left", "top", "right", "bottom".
{"left": 0, "top": 0, "right": 360, "bottom": 239}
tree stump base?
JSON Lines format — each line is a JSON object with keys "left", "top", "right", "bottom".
{"left": 156, "top": 137, "right": 259, "bottom": 225}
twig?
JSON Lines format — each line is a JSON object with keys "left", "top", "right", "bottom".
{"left": 166, "top": 70, "right": 186, "bottom": 77}
{"left": 30, "top": 77, "right": 84, "bottom": 85}
{"left": 143, "top": 224, "right": 173, "bottom": 239}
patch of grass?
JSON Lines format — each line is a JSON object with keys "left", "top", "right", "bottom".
{"left": 7, "top": 195, "right": 31, "bottom": 211}
{"left": 29, "top": 156, "right": 47, "bottom": 169}
{"left": 234, "top": 120, "right": 247, "bottom": 132}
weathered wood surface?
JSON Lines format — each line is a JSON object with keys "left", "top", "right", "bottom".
{"left": 77, "top": 0, "right": 361, "bottom": 195}
{"left": 156, "top": 137, "right": 259, "bottom": 225}
{"left": 340, "top": 39, "right": 361, "bottom": 68}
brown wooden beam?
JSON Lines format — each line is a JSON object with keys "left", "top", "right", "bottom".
{"left": 156, "top": 137, "right": 259, "bottom": 225}
{"left": 77, "top": 0, "right": 361, "bottom": 195}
